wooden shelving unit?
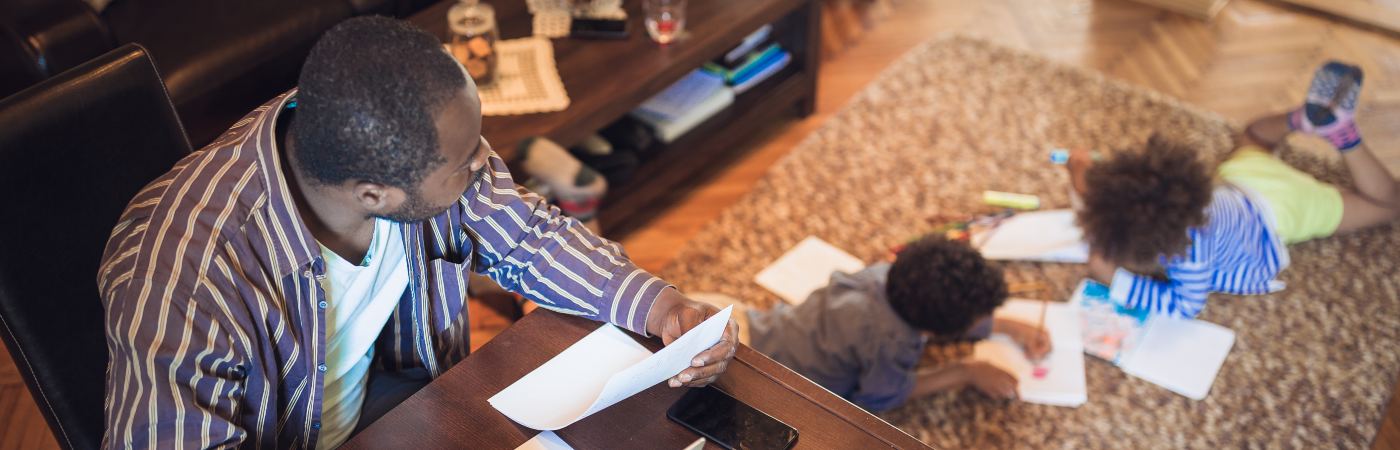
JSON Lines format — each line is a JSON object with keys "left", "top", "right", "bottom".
{"left": 410, "top": 0, "right": 821, "bottom": 238}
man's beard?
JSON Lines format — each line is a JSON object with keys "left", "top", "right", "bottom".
{"left": 377, "top": 169, "right": 482, "bottom": 223}
{"left": 375, "top": 188, "right": 451, "bottom": 223}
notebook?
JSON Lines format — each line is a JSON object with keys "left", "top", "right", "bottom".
{"left": 1117, "top": 317, "right": 1235, "bottom": 401}
{"left": 634, "top": 69, "right": 727, "bottom": 122}
{"left": 754, "top": 236, "right": 865, "bottom": 305}
{"left": 973, "top": 209, "right": 1089, "bottom": 263}
{"left": 731, "top": 50, "right": 791, "bottom": 95}
{"left": 973, "top": 299, "right": 1087, "bottom": 407}
{"left": 632, "top": 86, "right": 735, "bottom": 143}
{"left": 1071, "top": 280, "right": 1235, "bottom": 400}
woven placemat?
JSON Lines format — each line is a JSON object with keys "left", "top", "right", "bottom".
{"left": 451, "top": 37, "right": 570, "bottom": 115}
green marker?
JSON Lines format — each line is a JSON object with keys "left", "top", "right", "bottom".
{"left": 983, "top": 191, "right": 1040, "bottom": 210}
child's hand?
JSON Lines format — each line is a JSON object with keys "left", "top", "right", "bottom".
{"left": 1087, "top": 251, "right": 1117, "bottom": 285}
{"left": 1017, "top": 327, "right": 1052, "bottom": 361}
{"left": 994, "top": 318, "right": 1052, "bottom": 360}
{"left": 963, "top": 360, "right": 1018, "bottom": 399}
{"left": 1067, "top": 148, "right": 1093, "bottom": 195}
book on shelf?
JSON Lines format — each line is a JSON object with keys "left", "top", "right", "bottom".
{"left": 630, "top": 85, "right": 734, "bottom": 144}
{"left": 731, "top": 50, "right": 790, "bottom": 94}
{"left": 634, "top": 69, "right": 727, "bottom": 123}
{"left": 703, "top": 43, "right": 793, "bottom": 95}
{"left": 722, "top": 24, "right": 773, "bottom": 66}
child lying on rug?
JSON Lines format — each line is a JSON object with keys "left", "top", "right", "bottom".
{"left": 694, "top": 235, "right": 1050, "bottom": 411}
{"left": 1065, "top": 61, "right": 1400, "bottom": 319}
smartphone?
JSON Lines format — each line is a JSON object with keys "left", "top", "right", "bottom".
{"left": 571, "top": 18, "right": 630, "bottom": 39}
{"left": 666, "top": 386, "right": 798, "bottom": 450}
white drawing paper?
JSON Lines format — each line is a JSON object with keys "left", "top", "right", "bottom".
{"left": 1117, "top": 317, "right": 1235, "bottom": 401}
{"left": 974, "top": 209, "right": 1089, "bottom": 263}
{"left": 489, "top": 307, "right": 734, "bottom": 430}
{"left": 973, "top": 299, "right": 1088, "bottom": 407}
{"left": 754, "top": 236, "right": 865, "bottom": 305}
{"left": 514, "top": 431, "right": 575, "bottom": 450}
{"left": 1070, "top": 279, "right": 1236, "bottom": 400}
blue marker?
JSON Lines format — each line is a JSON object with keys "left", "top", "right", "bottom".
{"left": 1049, "top": 148, "right": 1102, "bottom": 165}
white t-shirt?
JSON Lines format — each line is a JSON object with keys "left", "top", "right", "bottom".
{"left": 315, "top": 218, "right": 410, "bottom": 449}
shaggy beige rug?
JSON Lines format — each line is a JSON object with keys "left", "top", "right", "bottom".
{"left": 660, "top": 36, "right": 1400, "bottom": 448}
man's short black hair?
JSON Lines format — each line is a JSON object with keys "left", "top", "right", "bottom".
{"left": 291, "top": 16, "right": 468, "bottom": 188}
{"left": 886, "top": 235, "right": 1008, "bottom": 337}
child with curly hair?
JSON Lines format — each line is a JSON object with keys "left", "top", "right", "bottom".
{"left": 696, "top": 235, "right": 1050, "bottom": 411}
{"left": 1067, "top": 61, "right": 1399, "bottom": 318}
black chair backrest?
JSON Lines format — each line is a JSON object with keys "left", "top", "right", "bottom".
{"left": 0, "top": 43, "right": 191, "bottom": 450}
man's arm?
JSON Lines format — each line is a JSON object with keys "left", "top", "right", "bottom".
{"left": 459, "top": 152, "right": 668, "bottom": 333}
{"left": 459, "top": 152, "right": 737, "bottom": 387}
{"left": 102, "top": 279, "right": 249, "bottom": 449}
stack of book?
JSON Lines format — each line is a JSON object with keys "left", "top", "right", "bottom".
{"left": 627, "top": 25, "right": 792, "bottom": 144}
{"left": 704, "top": 25, "right": 793, "bottom": 94}
{"left": 631, "top": 69, "right": 734, "bottom": 143}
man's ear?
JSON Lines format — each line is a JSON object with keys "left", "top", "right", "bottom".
{"left": 351, "top": 180, "right": 403, "bottom": 215}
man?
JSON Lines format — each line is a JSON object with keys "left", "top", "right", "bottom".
{"left": 97, "top": 17, "right": 737, "bottom": 448}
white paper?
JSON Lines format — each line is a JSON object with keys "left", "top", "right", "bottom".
{"left": 682, "top": 437, "right": 706, "bottom": 450}
{"left": 514, "top": 431, "right": 575, "bottom": 450}
{"left": 754, "top": 236, "right": 865, "bottom": 305}
{"left": 974, "top": 210, "right": 1089, "bottom": 263}
{"left": 973, "top": 299, "right": 1087, "bottom": 407}
{"left": 490, "top": 307, "right": 734, "bottom": 430}
{"left": 1118, "top": 317, "right": 1235, "bottom": 401}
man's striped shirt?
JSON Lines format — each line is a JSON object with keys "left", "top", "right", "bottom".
{"left": 96, "top": 90, "right": 671, "bottom": 449}
{"left": 1108, "top": 185, "right": 1289, "bottom": 318}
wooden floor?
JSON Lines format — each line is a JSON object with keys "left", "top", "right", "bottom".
{"left": 618, "top": 1, "right": 1400, "bottom": 449}
{"left": 3, "top": 0, "right": 1400, "bottom": 448}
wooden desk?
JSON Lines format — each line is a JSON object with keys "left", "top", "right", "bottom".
{"left": 342, "top": 311, "right": 931, "bottom": 449}
{"left": 408, "top": 0, "right": 820, "bottom": 236}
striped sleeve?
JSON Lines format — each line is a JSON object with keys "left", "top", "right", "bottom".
{"left": 459, "top": 152, "right": 671, "bottom": 335}
{"left": 102, "top": 278, "right": 248, "bottom": 449}
{"left": 1107, "top": 265, "right": 1211, "bottom": 319}
{"left": 1107, "top": 226, "right": 1212, "bottom": 318}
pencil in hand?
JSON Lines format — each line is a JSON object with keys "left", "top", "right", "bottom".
{"left": 1031, "top": 298, "right": 1050, "bottom": 379}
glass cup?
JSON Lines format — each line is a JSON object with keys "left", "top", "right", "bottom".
{"left": 448, "top": 0, "right": 499, "bottom": 85}
{"left": 644, "top": 0, "right": 687, "bottom": 45}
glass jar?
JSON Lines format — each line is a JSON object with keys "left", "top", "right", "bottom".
{"left": 448, "top": 0, "right": 499, "bottom": 85}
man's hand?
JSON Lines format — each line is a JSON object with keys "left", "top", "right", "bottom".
{"left": 992, "top": 318, "right": 1052, "bottom": 360}
{"left": 646, "top": 289, "right": 740, "bottom": 388}
{"left": 962, "top": 360, "right": 1018, "bottom": 399}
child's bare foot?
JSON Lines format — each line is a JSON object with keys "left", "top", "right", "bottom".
{"left": 1244, "top": 112, "right": 1292, "bottom": 149}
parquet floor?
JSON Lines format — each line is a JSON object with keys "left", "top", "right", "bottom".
{"left": 3, "top": 0, "right": 1399, "bottom": 448}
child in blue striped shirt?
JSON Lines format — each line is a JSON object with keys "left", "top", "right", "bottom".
{"left": 1067, "top": 62, "right": 1399, "bottom": 318}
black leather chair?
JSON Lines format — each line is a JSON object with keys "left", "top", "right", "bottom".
{"left": 0, "top": 0, "right": 438, "bottom": 147}
{"left": 0, "top": 43, "right": 191, "bottom": 449}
